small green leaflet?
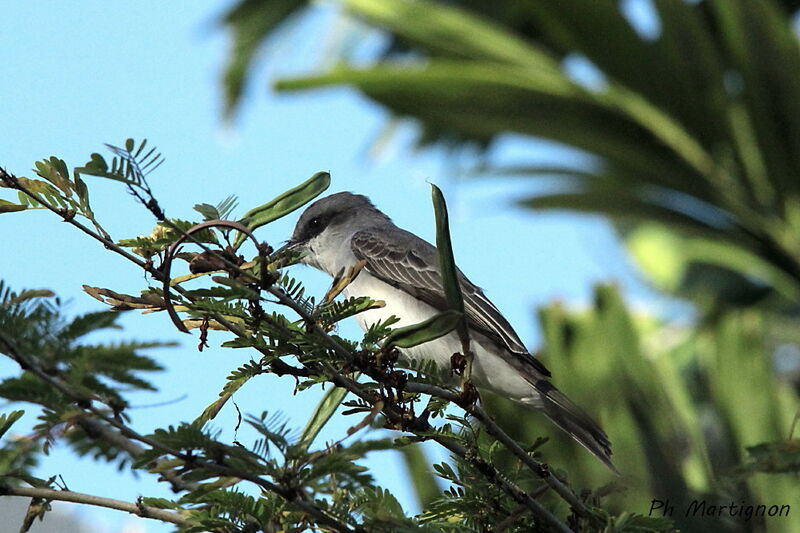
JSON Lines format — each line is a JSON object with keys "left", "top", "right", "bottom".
{"left": 0, "top": 199, "right": 27, "bottom": 213}
{"left": 0, "top": 410, "right": 25, "bottom": 439}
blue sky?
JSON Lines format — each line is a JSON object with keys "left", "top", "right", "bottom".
{"left": 1, "top": 2, "right": 660, "bottom": 531}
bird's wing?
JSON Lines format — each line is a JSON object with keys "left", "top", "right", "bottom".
{"left": 351, "top": 227, "right": 551, "bottom": 377}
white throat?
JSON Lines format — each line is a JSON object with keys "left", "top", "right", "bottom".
{"left": 304, "top": 226, "right": 361, "bottom": 277}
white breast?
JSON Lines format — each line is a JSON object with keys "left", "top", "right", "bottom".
{"left": 343, "top": 271, "right": 537, "bottom": 402}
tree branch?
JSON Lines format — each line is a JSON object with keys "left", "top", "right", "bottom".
{"left": 0, "top": 331, "right": 360, "bottom": 533}
{"left": 402, "top": 380, "right": 591, "bottom": 517}
{"left": 0, "top": 485, "right": 190, "bottom": 526}
{"left": 74, "top": 417, "right": 198, "bottom": 493}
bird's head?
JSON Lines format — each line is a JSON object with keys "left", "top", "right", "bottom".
{"left": 274, "top": 192, "right": 390, "bottom": 270}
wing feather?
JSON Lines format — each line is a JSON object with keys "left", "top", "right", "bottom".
{"left": 351, "top": 227, "right": 550, "bottom": 377}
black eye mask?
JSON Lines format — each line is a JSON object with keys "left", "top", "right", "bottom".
{"left": 298, "top": 211, "right": 336, "bottom": 242}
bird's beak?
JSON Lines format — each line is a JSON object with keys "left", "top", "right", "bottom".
{"left": 270, "top": 239, "right": 307, "bottom": 269}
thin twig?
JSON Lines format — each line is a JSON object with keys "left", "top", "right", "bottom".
{"left": 74, "top": 417, "right": 197, "bottom": 492}
{"left": 0, "top": 332, "right": 361, "bottom": 533}
{"left": 0, "top": 485, "right": 191, "bottom": 526}
{"left": 427, "top": 432, "right": 571, "bottom": 533}
{"left": 401, "top": 381, "right": 591, "bottom": 518}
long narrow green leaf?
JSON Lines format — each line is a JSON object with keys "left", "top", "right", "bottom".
{"left": 221, "top": 0, "right": 309, "bottom": 117}
{"left": 521, "top": 192, "right": 729, "bottom": 236}
{"left": 277, "top": 62, "right": 697, "bottom": 187}
{"left": 397, "top": 443, "right": 440, "bottom": 508}
{"left": 627, "top": 224, "right": 800, "bottom": 302}
{"left": 477, "top": 165, "right": 599, "bottom": 180}
{"left": 298, "top": 384, "right": 351, "bottom": 451}
{"left": 344, "top": 0, "right": 561, "bottom": 73}
{"left": 383, "top": 310, "right": 462, "bottom": 349}
{"left": 712, "top": 0, "right": 800, "bottom": 196}
{"left": 430, "top": 185, "right": 468, "bottom": 345}
{"left": 598, "top": 84, "right": 716, "bottom": 182}
{"left": 234, "top": 171, "right": 331, "bottom": 250}
{"left": 529, "top": 0, "right": 726, "bottom": 147}
{"left": 727, "top": 101, "right": 774, "bottom": 207}
{"left": 649, "top": 0, "right": 727, "bottom": 140}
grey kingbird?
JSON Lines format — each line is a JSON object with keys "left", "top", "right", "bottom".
{"left": 283, "top": 192, "right": 614, "bottom": 470}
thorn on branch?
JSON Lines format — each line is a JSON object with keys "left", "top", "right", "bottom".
{"left": 0, "top": 166, "right": 19, "bottom": 187}
{"left": 143, "top": 197, "right": 164, "bottom": 220}
{"left": 55, "top": 474, "right": 70, "bottom": 492}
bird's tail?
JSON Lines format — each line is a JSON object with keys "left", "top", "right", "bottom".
{"left": 532, "top": 381, "right": 617, "bottom": 473}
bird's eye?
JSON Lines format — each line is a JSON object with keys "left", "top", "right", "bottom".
{"left": 309, "top": 217, "right": 321, "bottom": 228}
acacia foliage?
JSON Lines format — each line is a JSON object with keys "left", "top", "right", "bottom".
{"left": 0, "top": 140, "right": 673, "bottom": 532}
